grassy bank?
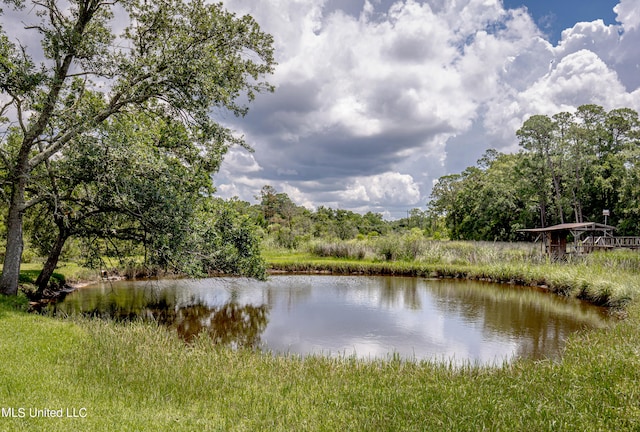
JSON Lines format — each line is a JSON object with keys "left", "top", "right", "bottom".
{"left": 2, "top": 240, "right": 640, "bottom": 430}
{"left": 1, "top": 293, "right": 640, "bottom": 431}
{"left": 265, "top": 243, "right": 640, "bottom": 309}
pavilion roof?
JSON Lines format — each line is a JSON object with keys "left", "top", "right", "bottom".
{"left": 518, "top": 222, "right": 616, "bottom": 233}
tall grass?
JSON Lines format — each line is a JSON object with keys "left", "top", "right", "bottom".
{"left": 305, "top": 235, "right": 541, "bottom": 265}
{"left": 1, "top": 297, "right": 639, "bottom": 431}
{"left": 584, "top": 249, "right": 640, "bottom": 272}
{"left": 307, "top": 240, "right": 371, "bottom": 260}
{"left": 269, "top": 237, "right": 640, "bottom": 309}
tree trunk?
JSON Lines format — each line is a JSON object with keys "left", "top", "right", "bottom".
{"left": 0, "top": 6, "right": 83, "bottom": 296}
{"left": 35, "top": 228, "right": 69, "bottom": 296}
{"left": 552, "top": 174, "right": 564, "bottom": 224}
{"left": 544, "top": 148, "right": 564, "bottom": 225}
{"left": 539, "top": 199, "right": 547, "bottom": 228}
{"left": 0, "top": 157, "right": 29, "bottom": 296}
{"left": 0, "top": 199, "right": 25, "bottom": 296}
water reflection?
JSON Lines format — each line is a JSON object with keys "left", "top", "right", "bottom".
{"left": 163, "top": 302, "right": 268, "bottom": 346}
{"left": 53, "top": 276, "right": 609, "bottom": 364}
{"left": 428, "top": 282, "right": 602, "bottom": 360}
{"left": 54, "top": 281, "right": 269, "bottom": 347}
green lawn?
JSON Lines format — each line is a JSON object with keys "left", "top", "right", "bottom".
{"left": 1, "top": 294, "right": 639, "bottom": 431}
{"left": 1, "top": 248, "right": 640, "bottom": 430}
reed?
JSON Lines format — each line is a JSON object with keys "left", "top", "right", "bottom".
{"left": 302, "top": 236, "right": 541, "bottom": 265}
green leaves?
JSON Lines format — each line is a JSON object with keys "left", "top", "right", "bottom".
{"left": 150, "top": 197, "right": 267, "bottom": 280}
{"left": 1, "top": 0, "right": 275, "bottom": 292}
{"left": 2, "top": 0, "right": 275, "bottom": 175}
{"left": 116, "top": 0, "right": 274, "bottom": 122}
{"left": 431, "top": 105, "right": 640, "bottom": 240}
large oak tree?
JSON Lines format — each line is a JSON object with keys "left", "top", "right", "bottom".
{"left": 0, "top": 0, "right": 275, "bottom": 295}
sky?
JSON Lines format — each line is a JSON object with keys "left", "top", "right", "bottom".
{"left": 211, "top": 0, "right": 640, "bottom": 219}
{"left": 503, "top": 0, "right": 619, "bottom": 45}
{"left": 2, "top": 1, "right": 638, "bottom": 219}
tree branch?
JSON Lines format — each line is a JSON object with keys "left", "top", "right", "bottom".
{"left": 21, "top": 194, "right": 48, "bottom": 211}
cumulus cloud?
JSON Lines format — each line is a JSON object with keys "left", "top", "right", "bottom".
{"left": 483, "top": 2, "right": 640, "bottom": 147}
{"left": 211, "top": 0, "right": 640, "bottom": 218}
{"left": 343, "top": 172, "right": 421, "bottom": 206}
{"left": 615, "top": 0, "right": 640, "bottom": 31}
{"left": 221, "top": 149, "right": 262, "bottom": 174}
{"left": 4, "top": 0, "right": 638, "bottom": 217}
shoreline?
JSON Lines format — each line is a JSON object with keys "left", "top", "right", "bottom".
{"left": 24, "top": 255, "right": 636, "bottom": 312}
{"left": 266, "top": 258, "right": 634, "bottom": 310}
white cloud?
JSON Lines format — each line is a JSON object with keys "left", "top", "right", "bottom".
{"left": 481, "top": 2, "right": 640, "bottom": 147}
{"left": 344, "top": 172, "right": 421, "bottom": 206}
{"left": 280, "top": 183, "right": 317, "bottom": 209}
{"left": 221, "top": 148, "right": 263, "bottom": 173}
{"left": 212, "top": 0, "right": 640, "bottom": 217}
{"left": 541, "top": 50, "right": 629, "bottom": 106}
{"left": 615, "top": 0, "right": 640, "bottom": 32}
{"left": 485, "top": 49, "right": 632, "bottom": 141}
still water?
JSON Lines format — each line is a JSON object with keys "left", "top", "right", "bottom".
{"left": 55, "top": 275, "right": 609, "bottom": 365}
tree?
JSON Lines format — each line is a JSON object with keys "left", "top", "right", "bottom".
{"left": 361, "top": 211, "right": 388, "bottom": 235}
{"left": 611, "top": 109, "right": 640, "bottom": 234}
{"left": 430, "top": 106, "right": 640, "bottom": 240}
{"left": 256, "top": 185, "right": 279, "bottom": 223}
{"left": 25, "top": 113, "right": 222, "bottom": 294}
{"left": 432, "top": 152, "right": 536, "bottom": 241}
{"left": 428, "top": 173, "right": 463, "bottom": 238}
{"left": 517, "top": 114, "right": 564, "bottom": 226}
{"left": 0, "top": 0, "right": 275, "bottom": 295}
{"left": 173, "top": 197, "right": 267, "bottom": 280}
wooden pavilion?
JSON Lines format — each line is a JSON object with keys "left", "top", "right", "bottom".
{"left": 518, "top": 222, "right": 627, "bottom": 260}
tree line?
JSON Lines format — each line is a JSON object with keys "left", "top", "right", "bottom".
{"left": 222, "top": 185, "right": 441, "bottom": 250}
{"left": 428, "top": 105, "right": 640, "bottom": 240}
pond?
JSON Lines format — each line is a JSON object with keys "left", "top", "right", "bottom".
{"left": 53, "top": 275, "right": 609, "bottom": 365}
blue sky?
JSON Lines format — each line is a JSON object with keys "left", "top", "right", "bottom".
{"left": 504, "top": 0, "right": 620, "bottom": 44}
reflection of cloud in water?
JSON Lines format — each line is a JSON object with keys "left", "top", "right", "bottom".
{"left": 339, "top": 305, "right": 520, "bottom": 365}
{"left": 58, "top": 275, "right": 608, "bottom": 365}
{"left": 168, "top": 278, "right": 269, "bottom": 307}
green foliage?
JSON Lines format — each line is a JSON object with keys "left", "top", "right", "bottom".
{"left": 429, "top": 152, "right": 537, "bottom": 241}
{"left": 374, "top": 232, "right": 431, "bottom": 261}
{"left": 303, "top": 234, "right": 542, "bottom": 266}
{"left": 252, "top": 185, "right": 406, "bottom": 249}
{"left": 308, "top": 240, "right": 369, "bottom": 260}
{"left": 77, "top": 196, "right": 269, "bottom": 280}
{"left": 0, "top": 291, "right": 29, "bottom": 312}
{"left": 0, "top": 0, "right": 276, "bottom": 294}
{"left": 197, "top": 199, "right": 267, "bottom": 279}
{"left": 430, "top": 105, "right": 640, "bottom": 240}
